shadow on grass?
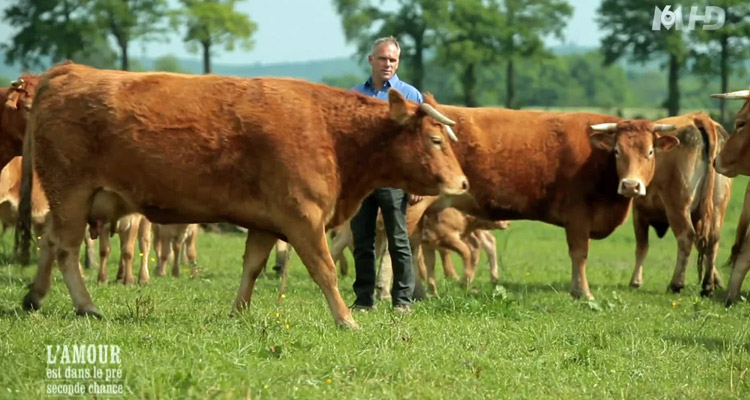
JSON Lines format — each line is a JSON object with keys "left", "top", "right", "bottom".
{"left": 665, "top": 334, "right": 750, "bottom": 354}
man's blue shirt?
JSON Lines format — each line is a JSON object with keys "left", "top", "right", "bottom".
{"left": 351, "top": 74, "right": 423, "bottom": 103}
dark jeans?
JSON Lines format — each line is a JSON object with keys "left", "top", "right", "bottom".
{"left": 351, "top": 188, "right": 415, "bottom": 307}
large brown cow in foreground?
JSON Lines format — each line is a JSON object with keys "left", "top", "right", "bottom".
{"left": 629, "top": 113, "right": 731, "bottom": 296}
{"left": 711, "top": 88, "right": 750, "bottom": 304}
{"left": 413, "top": 100, "right": 679, "bottom": 300}
{"left": 18, "top": 63, "right": 468, "bottom": 329}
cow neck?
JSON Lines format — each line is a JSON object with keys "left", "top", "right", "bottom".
{"left": 328, "top": 102, "right": 404, "bottom": 224}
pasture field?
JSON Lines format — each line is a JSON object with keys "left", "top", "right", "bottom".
{"left": 1, "top": 177, "right": 750, "bottom": 399}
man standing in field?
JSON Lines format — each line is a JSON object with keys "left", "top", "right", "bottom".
{"left": 350, "top": 36, "right": 423, "bottom": 313}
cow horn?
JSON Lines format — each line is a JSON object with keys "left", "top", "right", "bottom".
{"left": 590, "top": 123, "right": 618, "bottom": 131}
{"left": 10, "top": 79, "right": 21, "bottom": 89}
{"left": 653, "top": 124, "right": 677, "bottom": 132}
{"left": 444, "top": 125, "right": 458, "bottom": 142}
{"left": 711, "top": 90, "right": 750, "bottom": 100}
{"left": 420, "top": 103, "right": 455, "bottom": 126}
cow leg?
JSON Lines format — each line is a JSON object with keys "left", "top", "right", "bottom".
{"left": 273, "top": 240, "right": 291, "bottom": 277}
{"left": 465, "top": 233, "right": 482, "bottom": 281}
{"left": 565, "top": 222, "right": 593, "bottom": 300}
{"left": 727, "top": 229, "right": 750, "bottom": 306}
{"left": 630, "top": 209, "right": 650, "bottom": 288}
{"left": 232, "top": 230, "right": 278, "bottom": 313}
{"left": 438, "top": 247, "right": 459, "bottom": 281}
{"left": 186, "top": 226, "right": 198, "bottom": 278}
{"left": 665, "top": 206, "right": 695, "bottom": 293}
{"left": 329, "top": 226, "right": 352, "bottom": 277}
{"left": 118, "top": 222, "right": 139, "bottom": 285}
{"left": 44, "top": 195, "right": 100, "bottom": 316}
{"left": 440, "top": 233, "right": 473, "bottom": 286}
{"left": 288, "top": 225, "right": 358, "bottom": 329}
{"left": 171, "top": 236, "right": 183, "bottom": 277}
{"left": 83, "top": 226, "right": 98, "bottom": 270}
{"left": 423, "top": 244, "right": 438, "bottom": 295}
{"left": 374, "top": 230, "right": 392, "bottom": 300}
{"left": 22, "top": 218, "right": 56, "bottom": 311}
{"left": 137, "top": 219, "right": 152, "bottom": 284}
{"left": 699, "top": 236, "right": 720, "bottom": 297}
{"left": 156, "top": 231, "right": 172, "bottom": 277}
{"left": 97, "top": 225, "right": 111, "bottom": 284}
{"left": 478, "top": 231, "right": 499, "bottom": 283}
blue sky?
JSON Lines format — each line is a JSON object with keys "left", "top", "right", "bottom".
{"left": 0, "top": 0, "right": 603, "bottom": 65}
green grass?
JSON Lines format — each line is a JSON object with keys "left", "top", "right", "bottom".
{"left": 2, "top": 178, "right": 750, "bottom": 399}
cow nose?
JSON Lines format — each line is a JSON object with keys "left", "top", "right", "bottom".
{"left": 460, "top": 177, "right": 469, "bottom": 192}
{"left": 619, "top": 179, "right": 644, "bottom": 196}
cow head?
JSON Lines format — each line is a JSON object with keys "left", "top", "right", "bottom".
{"left": 2, "top": 75, "right": 39, "bottom": 141}
{"left": 711, "top": 89, "right": 750, "bottom": 177}
{"left": 385, "top": 90, "right": 469, "bottom": 196}
{"left": 589, "top": 120, "right": 680, "bottom": 197}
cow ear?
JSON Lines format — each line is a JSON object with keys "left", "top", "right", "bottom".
{"left": 589, "top": 132, "right": 616, "bottom": 151}
{"left": 388, "top": 89, "right": 411, "bottom": 125}
{"left": 655, "top": 135, "right": 679, "bottom": 152}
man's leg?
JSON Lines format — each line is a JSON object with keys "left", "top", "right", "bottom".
{"left": 351, "top": 192, "right": 379, "bottom": 307}
{"left": 377, "top": 188, "right": 415, "bottom": 307}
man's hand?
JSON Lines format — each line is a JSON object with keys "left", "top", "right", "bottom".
{"left": 408, "top": 194, "right": 423, "bottom": 205}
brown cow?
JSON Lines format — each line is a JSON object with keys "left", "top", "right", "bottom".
{"left": 0, "top": 156, "right": 48, "bottom": 236}
{"left": 420, "top": 208, "right": 509, "bottom": 295}
{"left": 153, "top": 223, "right": 199, "bottom": 278}
{"left": 0, "top": 76, "right": 38, "bottom": 170}
{"left": 18, "top": 63, "right": 468, "bottom": 329}
{"left": 629, "top": 113, "right": 731, "bottom": 296}
{"left": 96, "top": 214, "right": 153, "bottom": 285}
{"left": 711, "top": 88, "right": 750, "bottom": 304}
{"left": 411, "top": 99, "right": 679, "bottom": 300}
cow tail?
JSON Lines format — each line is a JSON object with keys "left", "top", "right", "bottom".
{"left": 694, "top": 112, "right": 719, "bottom": 254}
{"left": 14, "top": 109, "right": 34, "bottom": 265}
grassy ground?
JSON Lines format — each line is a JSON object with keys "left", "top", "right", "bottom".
{"left": 1, "top": 177, "right": 750, "bottom": 399}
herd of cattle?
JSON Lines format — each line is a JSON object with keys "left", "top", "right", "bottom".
{"left": 2, "top": 61, "right": 750, "bottom": 329}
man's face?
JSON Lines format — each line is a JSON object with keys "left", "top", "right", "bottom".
{"left": 368, "top": 43, "right": 400, "bottom": 85}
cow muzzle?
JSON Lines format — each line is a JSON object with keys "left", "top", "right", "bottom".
{"left": 618, "top": 178, "right": 646, "bottom": 197}
{"left": 714, "top": 156, "right": 737, "bottom": 178}
{"left": 441, "top": 176, "right": 470, "bottom": 196}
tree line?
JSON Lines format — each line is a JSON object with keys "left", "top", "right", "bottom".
{"left": 334, "top": 0, "right": 750, "bottom": 123}
{"left": 2, "top": 0, "right": 255, "bottom": 74}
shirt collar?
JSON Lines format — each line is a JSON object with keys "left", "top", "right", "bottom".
{"left": 365, "top": 74, "right": 400, "bottom": 90}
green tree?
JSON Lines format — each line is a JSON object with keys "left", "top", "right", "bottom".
{"left": 495, "top": 0, "right": 572, "bottom": 108}
{"left": 333, "top": 0, "right": 446, "bottom": 90}
{"left": 598, "top": 0, "right": 688, "bottom": 116}
{"left": 92, "top": 0, "right": 171, "bottom": 71}
{"left": 175, "top": 0, "right": 257, "bottom": 74}
{"left": 152, "top": 54, "right": 188, "bottom": 73}
{"left": 435, "top": 0, "right": 505, "bottom": 106}
{"left": 2, "top": 0, "right": 104, "bottom": 69}
{"left": 322, "top": 74, "right": 362, "bottom": 89}
{"left": 691, "top": 0, "right": 750, "bottom": 125}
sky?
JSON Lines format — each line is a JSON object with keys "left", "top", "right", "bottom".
{"left": 0, "top": 0, "right": 604, "bottom": 66}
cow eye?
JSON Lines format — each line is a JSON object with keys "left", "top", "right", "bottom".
{"left": 648, "top": 148, "right": 654, "bottom": 157}
{"left": 614, "top": 148, "right": 621, "bottom": 157}
{"left": 430, "top": 136, "right": 443, "bottom": 146}
{"left": 737, "top": 120, "right": 747, "bottom": 130}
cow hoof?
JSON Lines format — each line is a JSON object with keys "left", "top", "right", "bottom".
{"left": 667, "top": 284, "right": 684, "bottom": 294}
{"left": 22, "top": 292, "right": 41, "bottom": 311}
{"left": 569, "top": 291, "right": 594, "bottom": 301}
{"left": 629, "top": 281, "right": 642, "bottom": 289}
{"left": 725, "top": 299, "right": 735, "bottom": 308}
{"left": 700, "top": 288, "right": 714, "bottom": 297}
{"left": 337, "top": 319, "right": 360, "bottom": 330}
{"left": 75, "top": 306, "right": 103, "bottom": 319}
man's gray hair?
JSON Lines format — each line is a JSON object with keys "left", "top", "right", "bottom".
{"left": 370, "top": 36, "right": 400, "bottom": 55}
